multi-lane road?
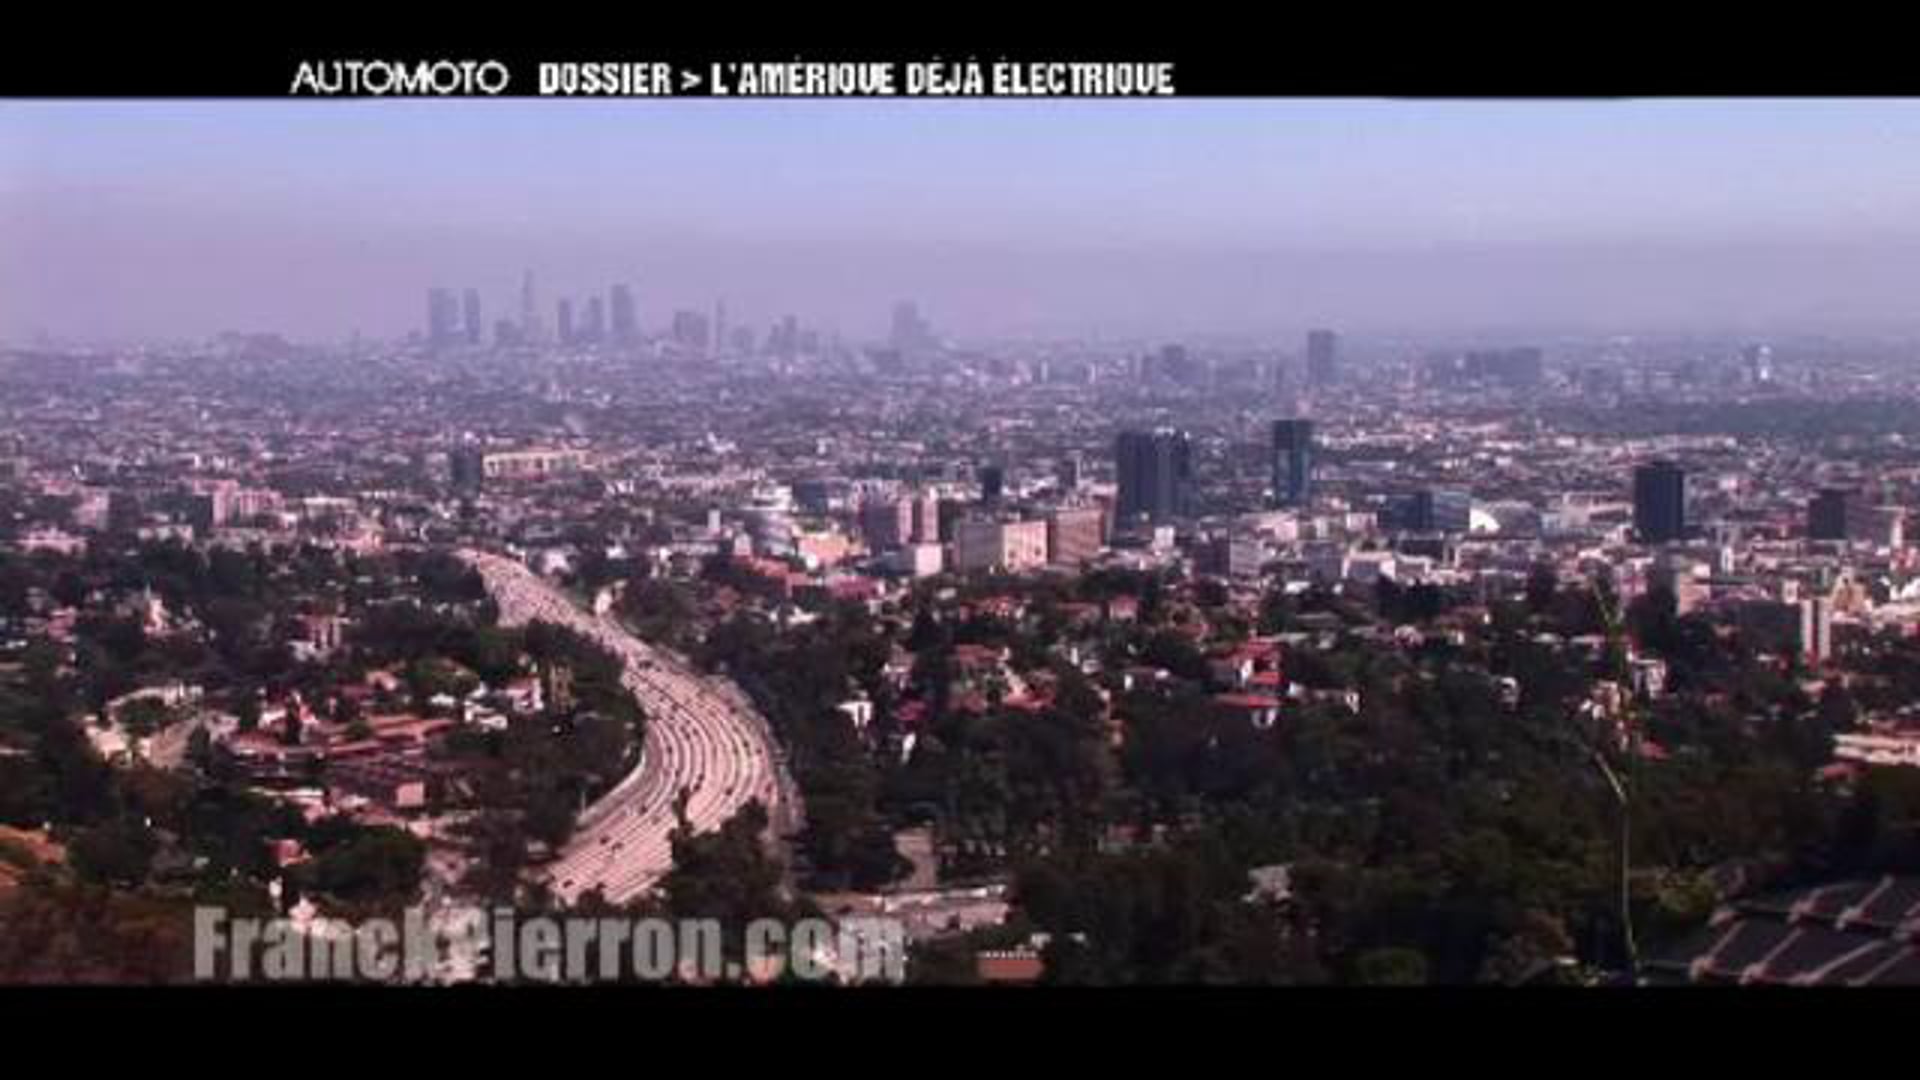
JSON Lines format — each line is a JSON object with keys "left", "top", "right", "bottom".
{"left": 460, "top": 549, "right": 795, "bottom": 906}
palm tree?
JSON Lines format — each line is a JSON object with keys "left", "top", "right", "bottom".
{"left": 1580, "top": 575, "right": 1639, "bottom": 978}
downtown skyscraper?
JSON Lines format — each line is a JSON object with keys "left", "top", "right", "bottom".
{"left": 520, "top": 270, "right": 543, "bottom": 345}
{"left": 1634, "top": 460, "right": 1687, "bottom": 544}
{"left": 610, "top": 284, "right": 637, "bottom": 346}
{"left": 1808, "top": 487, "right": 1874, "bottom": 542}
{"left": 890, "top": 300, "right": 935, "bottom": 352}
{"left": 461, "top": 288, "right": 482, "bottom": 346}
{"left": 1306, "top": 329, "right": 1339, "bottom": 388}
{"left": 426, "top": 287, "right": 460, "bottom": 348}
{"left": 1114, "top": 429, "right": 1194, "bottom": 525}
{"left": 672, "top": 309, "right": 711, "bottom": 353}
{"left": 1271, "top": 419, "right": 1313, "bottom": 509}
{"left": 582, "top": 294, "right": 606, "bottom": 345}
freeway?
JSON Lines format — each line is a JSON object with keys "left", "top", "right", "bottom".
{"left": 459, "top": 549, "right": 793, "bottom": 906}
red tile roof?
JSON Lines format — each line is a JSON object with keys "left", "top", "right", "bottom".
{"left": 1213, "top": 693, "right": 1282, "bottom": 710}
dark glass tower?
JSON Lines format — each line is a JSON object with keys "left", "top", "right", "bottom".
{"left": 978, "top": 463, "right": 1005, "bottom": 505}
{"left": 1271, "top": 419, "right": 1313, "bottom": 509}
{"left": 1633, "top": 461, "right": 1687, "bottom": 544}
{"left": 1115, "top": 429, "right": 1194, "bottom": 524}
{"left": 1808, "top": 487, "right": 1871, "bottom": 541}
{"left": 1409, "top": 489, "right": 1472, "bottom": 532}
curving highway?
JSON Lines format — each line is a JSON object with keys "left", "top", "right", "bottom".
{"left": 459, "top": 549, "right": 794, "bottom": 906}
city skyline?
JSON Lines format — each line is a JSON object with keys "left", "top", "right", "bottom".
{"left": 11, "top": 99, "right": 1920, "bottom": 343}
{"left": 8, "top": 200, "right": 1920, "bottom": 987}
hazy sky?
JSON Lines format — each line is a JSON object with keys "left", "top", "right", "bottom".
{"left": 7, "top": 99, "right": 1920, "bottom": 344}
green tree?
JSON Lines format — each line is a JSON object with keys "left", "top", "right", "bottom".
{"left": 1355, "top": 946, "right": 1430, "bottom": 986}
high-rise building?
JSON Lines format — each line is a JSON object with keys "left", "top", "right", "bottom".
{"left": 861, "top": 496, "right": 913, "bottom": 552}
{"left": 449, "top": 447, "right": 485, "bottom": 493}
{"left": 1271, "top": 419, "right": 1313, "bottom": 509}
{"left": 520, "top": 270, "right": 542, "bottom": 345}
{"left": 1808, "top": 487, "right": 1874, "bottom": 542}
{"left": 1058, "top": 453, "right": 1082, "bottom": 492}
{"left": 978, "top": 464, "right": 1005, "bottom": 506}
{"left": 174, "top": 491, "right": 220, "bottom": 534}
{"left": 231, "top": 489, "right": 282, "bottom": 527}
{"left": 556, "top": 299, "right": 575, "bottom": 346}
{"left": 1144, "top": 344, "right": 1201, "bottom": 386}
{"left": 768, "top": 315, "right": 802, "bottom": 357}
{"left": 890, "top": 301, "right": 934, "bottom": 352}
{"left": 462, "top": 288, "right": 482, "bottom": 346}
{"left": 1633, "top": 461, "right": 1687, "bottom": 544}
{"left": 896, "top": 542, "right": 944, "bottom": 579}
{"left": 1649, "top": 551, "right": 1706, "bottom": 615}
{"left": 776, "top": 314, "right": 800, "bottom": 358}
{"left": 672, "top": 310, "right": 711, "bottom": 352}
{"left": 583, "top": 295, "right": 606, "bottom": 345}
{"left": 1198, "top": 532, "right": 1267, "bottom": 580}
{"left": 610, "top": 284, "right": 637, "bottom": 346}
{"left": 1406, "top": 488, "right": 1473, "bottom": 533}
{"left": 954, "top": 518, "right": 1049, "bottom": 574}
{"left": 713, "top": 299, "right": 727, "bottom": 358}
{"left": 911, "top": 492, "right": 942, "bottom": 545}
{"left": 1306, "top": 329, "right": 1338, "bottom": 387}
{"left": 1800, "top": 596, "right": 1833, "bottom": 664}
{"left": 1046, "top": 506, "right": 1106, "bottom": 567}
{"left": 790, "top": 480, "right": 834, "bottom": 516}
{"left": 1869, "top": 506, "right": 1907, "bottom": 550}
{"left": 426, "top": 287, "right": 460, "bottom": 348}
{"left": 1114, "top": 429, "right": 1194, "bottom": 525}
{"left": 1433, "top": 347, "right": 1546, "bottom": 389}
